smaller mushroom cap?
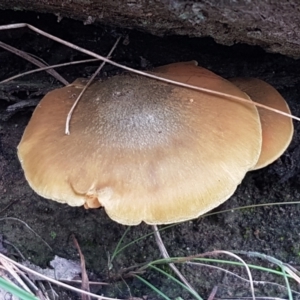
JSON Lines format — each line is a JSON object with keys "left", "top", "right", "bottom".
{"left": 229, "top": 78, "right": 294, "bottom": 170}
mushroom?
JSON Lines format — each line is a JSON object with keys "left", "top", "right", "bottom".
{"left": 229, "top": 77, "right": 294, "bottom": 170}
{"left": 18, "top": 62, "right": 262, "bottom": 225}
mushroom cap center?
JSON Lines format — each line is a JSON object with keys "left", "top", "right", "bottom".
{"left": 80, "top": 75, "right": 184, "bottom": 149}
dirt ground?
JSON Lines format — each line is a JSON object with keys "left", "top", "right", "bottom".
{"left": 1, "top": 10, "right": 300, "bottom": 300}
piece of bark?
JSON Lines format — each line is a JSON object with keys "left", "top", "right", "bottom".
{"left": 0, "top": 0, "right": 300, "bottom": 58}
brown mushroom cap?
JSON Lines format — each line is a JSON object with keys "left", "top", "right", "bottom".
{"left": 229, "top": 77, "right": 294, "bottom": 170}
{"left": 18, "top": 62, "right": 262, "bottom": 225}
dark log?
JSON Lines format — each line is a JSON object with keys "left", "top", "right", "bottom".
{"left": 0, "top": 0, "right": 300, "bottom": 58}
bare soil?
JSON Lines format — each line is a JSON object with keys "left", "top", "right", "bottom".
{"left": 1, "top": 10, "right": 300, "bottom": 299}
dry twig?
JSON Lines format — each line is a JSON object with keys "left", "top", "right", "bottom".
{"left": 72, "top": 235, "right": 90, "bottom": 300}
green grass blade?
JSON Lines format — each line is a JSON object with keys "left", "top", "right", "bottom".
{"left": 280, "top": 267, "right": 293, "bottom": 300}
{"left": 180, "top": 257, "right": 296, "bottom": 279}
{"left": 110, "top": 226, "right": 131, "bottom": 262}
{"left": 135, "top": 275, "right": 172, "bottom": 300}
{"left": 113, "top": 224, "right": 176, "bottom": 257}
{"left": 149, "top": 265, "right": 203, "bottom": 300}
{"left": 0, "top": 277, "right": 39, "bottom": 300}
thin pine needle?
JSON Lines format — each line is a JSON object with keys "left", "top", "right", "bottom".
{"left": 0, "top": 253, "right": 123, "bottom": 300}
{"left": 65, "top": 36, "right": 121, "bottom": 135}
{"left": 0, "top": 217, "right": 52, "bottom": 251}
{"left": 0, "top": 40, "right": 68, "bottom": 85}
{"left": 0, "top": 58, "right": 99, "bottom": 84}
{"left": 1, "top": 23, "right": 299, "bottom": 123}
{"left": 0, "top": 258, "right": 32, "bottom": 294}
